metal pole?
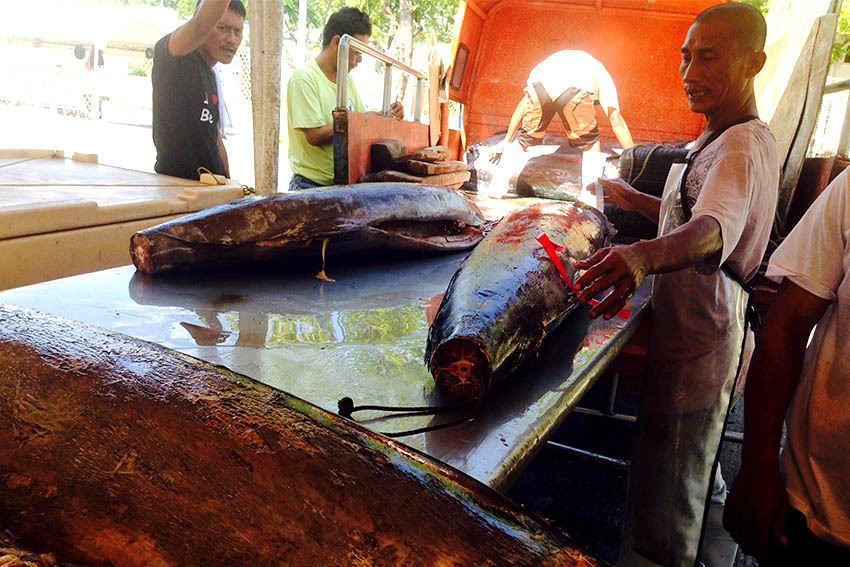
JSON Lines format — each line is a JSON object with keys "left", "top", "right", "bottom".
{"left": 336, "top": 34, "right": 426, "bottom": 114}
{"left": 336, "top": 38, "right": 349, "bottom": 108}
{"left": 382, "top": 65, "right": 393, "bottom": 114}
{"left": 546, "top": 440, "right": 630, "bottom": 471}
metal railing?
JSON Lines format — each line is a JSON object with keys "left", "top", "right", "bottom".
{"left": 336, "top": 34, "right": 425, "bottom": 122}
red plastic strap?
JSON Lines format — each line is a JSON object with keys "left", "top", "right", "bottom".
{"left": 536, "top": 233, "right": 630, "bottom": 319}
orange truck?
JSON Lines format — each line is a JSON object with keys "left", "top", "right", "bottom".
{"left": 333, "top": 0, "right": 721, "bottom": 183}
{"left": 330, "top": 0, "right": 725, "bottom": 380}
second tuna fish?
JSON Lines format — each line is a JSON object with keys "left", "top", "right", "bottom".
{"left": 426, "top": 201, "right": 615, "bottom": 402}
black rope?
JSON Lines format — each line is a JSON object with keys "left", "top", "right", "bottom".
{"left": 337, "top": 396, "right": 478, "bottom": 438}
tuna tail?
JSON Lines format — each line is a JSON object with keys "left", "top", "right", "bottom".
{"left": 428, "top": 337, "right": 493, "bottom": 403}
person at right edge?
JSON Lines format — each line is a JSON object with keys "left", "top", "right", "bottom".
{"left": 723, "top": 164, "right": 850, "bottom": 564}
{"left": 574, "top": 4, "right": 778, "bottom": 567}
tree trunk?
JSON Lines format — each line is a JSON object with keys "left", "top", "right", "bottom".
{"left": 392, "top": 0, "right": 414, "bottom": 103}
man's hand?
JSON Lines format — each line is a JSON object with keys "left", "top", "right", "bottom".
{"left": 596, "top": 177, "right": 642, "bottom": 211}
{"left": 487, "top": 140, "right": 507, "bottom": 162}
{"left": 389, "top": 102, "right": 404, "bottom": 120}
{"left": 574, "top": 244, "right": 649, "bottom": 319}
{"left": 168, "top": 0, "right": 231, "bottom": 57}
{"left": 595, "top": 176, "right": 662, "bottom": 223}
{"left": 724, "top": 461, "right": 789, "bottom": 561}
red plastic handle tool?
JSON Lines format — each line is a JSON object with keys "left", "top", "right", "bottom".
{"left": 536, "top": 233, "right": 630, "bottom": 319}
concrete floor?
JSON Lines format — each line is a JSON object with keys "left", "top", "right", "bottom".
{"left": 508, "top": 372, "right": 759, "bottom": 566}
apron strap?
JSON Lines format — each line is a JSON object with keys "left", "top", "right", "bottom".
{"left": 678, "top": 115, "right": 759, "bottom": 283}
{"left": 679, "top": 115, "right": 759, "bottom": 223}
{"left": 530, "top": 81, "right": 581, "bottom": 134}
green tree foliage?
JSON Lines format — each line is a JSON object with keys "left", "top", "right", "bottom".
{"left": 280, "top": 0, "right": 458, "bottom": 48}
{"left": 740, "top": 0, "right": 769, "bottom": 15}
{"left": 117, "top": 0, "right": 249, "bottom": 20}
{"left": 742, "top": 0, "right": 850, "bottom": 63}
{"left": 833, "top": 1, "right": 850, "bottom": 63}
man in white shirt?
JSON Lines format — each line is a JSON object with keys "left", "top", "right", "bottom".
{"left": 575, "top": 4, "right": 778, "bottom": 566}
{"left": 724, "top": 167, "right": 850, "bottom": 565}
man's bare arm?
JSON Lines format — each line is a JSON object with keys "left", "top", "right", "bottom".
{"left": 607, "top": 107, "right": 634, "bottom": 149}
{"left": 502, "top": 97, "right": 528, "bottom": 145}
{"left": 574, "top": 215, "right": 722, "bottom": 319}
{"left": 487, "top": 97, "right": 528, "bottom": 158}
{"left": 168, "top": 0, "right": 230, "bottom": 57}
{"left": 724, "top": 280, "right": 830, "bottom": 558}
{"left": 299, "top": 124, "right": 334, "bottom": 147}
{"left": 597, "top": 177, "right": 661, "bottom": 223}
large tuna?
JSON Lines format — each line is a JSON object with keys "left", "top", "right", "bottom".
{"left": 0, "top": 303, "right": 602, "bottom": 567}
{"left": 426, "top": 202, "right": 614, "bottom": 402}
{"left": 130, "top": 183, "right": 487, "bottom": 274}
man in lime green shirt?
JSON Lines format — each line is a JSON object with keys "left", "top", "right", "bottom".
{"left": 287, "top": 7, "right": 402, "bottom": 190}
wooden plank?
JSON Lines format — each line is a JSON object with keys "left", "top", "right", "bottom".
{"left": 420, "top": 171, "right": 471, "bottom": 186}
{"left": 404, "top": 160, "right": 468, "bottom": 175}
{"left": 381, "top": 170, "right": 425, "bottom": 183}
{"left": 395, "top": 146, "right": 450, "bottom": 163}
{"left": 334, "top": 110, "right": 429, "bottom": 184}
{"left": 756, "top": 0, "right": 834, "bottom": 161}
{"left": 775, "top": 14, "right": 837, "bottom": 235}
{"left": 370, "top": 139, "right": 407, "bottom": 173}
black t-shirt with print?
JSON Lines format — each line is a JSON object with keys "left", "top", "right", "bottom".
{"left": 152, "top": 34, "right": 224, "bottom": 180}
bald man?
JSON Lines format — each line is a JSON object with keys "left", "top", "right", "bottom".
{"left": 574, "top": 4, "right": 779, "bottom": 566}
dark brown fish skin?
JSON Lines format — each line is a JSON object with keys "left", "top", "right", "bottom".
{"left": 130, "top": 182, "right": 487, "bottom": 274}
{"left": 0, "top": 304, "right": 604, "bottom": 567}
{"left": 426, "top": 202, "right": 614, "bottom": 402}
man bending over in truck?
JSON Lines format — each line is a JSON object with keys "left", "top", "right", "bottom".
{"left": 489, "top": 49, "right": 634, "bottom": 158}
{"left": 152, "top": 0, "right": 244, "bottom": 181}
{"left": 574, "top": 3, "right": 778, "bottom": 567}
{"left": 286, "top": 7, "right": 403, "bottom": 191}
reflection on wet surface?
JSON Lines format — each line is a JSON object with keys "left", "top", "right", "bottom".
{"left": 0, "top": 248, "right": 650, "bottom": 490}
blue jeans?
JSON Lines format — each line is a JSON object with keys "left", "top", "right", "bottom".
{"left": 288, "top": 174, "right": 323, "bottom": 191}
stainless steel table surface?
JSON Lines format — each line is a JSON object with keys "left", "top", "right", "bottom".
{"left": 0, "top": 253, "right": 650, "bottom": 492}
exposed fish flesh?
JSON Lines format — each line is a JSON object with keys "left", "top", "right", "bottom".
{"left": 426, "top": 202, "right": 614, "bottom": 402}
{"left": 0, "top": 303, "right": 601, "bottom": 567}
{"left": 130, "top": 182, "right": 486, "bottom": 274}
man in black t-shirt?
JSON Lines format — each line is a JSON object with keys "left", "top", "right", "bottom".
{"left": 152, "top": 0, "right": 245, "bottom": 180}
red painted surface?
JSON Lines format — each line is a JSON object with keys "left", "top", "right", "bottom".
{"left": 449, "top": 0, "right": 724, "bottom": 148}
{"left": 342, "top": 111, "right": 430, "bottom": 183}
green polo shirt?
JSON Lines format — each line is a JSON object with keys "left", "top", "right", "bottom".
{"left": 286, "top": 59, "right": 365, "bottom": 186}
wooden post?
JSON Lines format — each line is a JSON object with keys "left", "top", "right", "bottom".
{"left": 249, "top": 0, "right": 283, "bottom": 194}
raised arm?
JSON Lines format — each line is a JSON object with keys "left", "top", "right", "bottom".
{"left": 168, "top": 0, "right": 231, "bottom": 57}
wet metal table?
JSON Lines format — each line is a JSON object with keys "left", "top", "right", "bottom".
{"left": 0, "top": 254, "right": 650, "bottom": 492}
